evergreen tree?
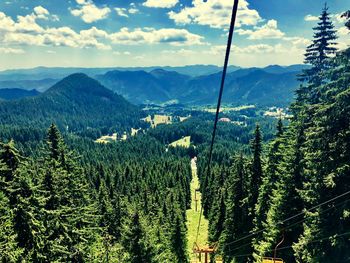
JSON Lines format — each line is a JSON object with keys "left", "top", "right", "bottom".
{"left": 171, "top": 214, "right": 188, "bottom": 263}
{"left": 41, "top": 124, "right": 100, "bottom": 261}
{"left": 9, "top": 163, "right": 46, "bottom": 261}
{"left": 0, "top": 140, "right": 21, "bottom": 182}
{"left": 294, "top": 47, "right": 350, "bottom": 262}
{"left": 220, "top": 154, "right": 249, "bottom": 263}
{"left": 253, "top": 125, "right": 304, "bottom": 262}
{"left": 250, "top": 125, "right": 263, "bottom": 217}
{"left": 252, "top": 120, "right": 285, "bottom": 252}
{"left": 123, "top": 212, "right": 152, "bottom": 263}
{"left": 0, "top": 189, "right": 22, "bottom": 262}
{"left": 298, "top": 4, "right": 338, "bottom": 103}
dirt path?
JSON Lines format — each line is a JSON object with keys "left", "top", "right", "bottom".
{"left": 186, "top": 158, "right": 209, "bottom": 261}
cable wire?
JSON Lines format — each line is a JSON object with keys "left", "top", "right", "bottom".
{"left": 195, "top": 0, "right": 240, "bottom": 244}
{"left": 223, "top": 189, "right": 350, "bottom": 248}
{"left": 224, "top": 197, "right": 350, "bottom": 254}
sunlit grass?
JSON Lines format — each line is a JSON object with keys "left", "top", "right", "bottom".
{"left": 169, "top": 136, "right": 191, "bottom": 148}
{"left": 186, "top": 159, "right": 209, "bottom": 262}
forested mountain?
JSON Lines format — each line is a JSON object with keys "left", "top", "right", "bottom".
{"left": 0, "top": 64, "right": 306, "bottom": 106}
{"left": 97, "top": 68, "right": 300, "bottom": 106}
{"left": 0, "top": 73, "right": 143, "bottom": 141}
{"left": 0, "top": 88, "right": 40, "bottom": 100}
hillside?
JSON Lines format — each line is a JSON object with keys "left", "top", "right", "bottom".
{"left": 0, "top": 65, "right": 307, "bottom": 106}
{"left": 0, "top": 88, "right": 40, "bottom": 100}
{"left": 0, "top": 73, "right": 142, "bottom": 136}
{"left": 98, "top": 67, "right": 301, "bottom": 106}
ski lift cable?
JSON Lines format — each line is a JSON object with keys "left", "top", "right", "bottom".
{"left": 195, "top": 0, "right": 240, "bottom": 244}
{"left": 229, "top": 231, "right": 350, "bottom": 259}
{"left": 224, "top": 196, "right": 350, "bottom": 254}
{"left": 223, "top": 189, "right": 350, "bottom": 248}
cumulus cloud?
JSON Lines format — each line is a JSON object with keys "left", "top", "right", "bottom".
{"left": 113, "top": 51, "right": 131, "bottom": 55}
{"left": 71, "top": 0, "right": 110, "bottom": 23}
{"left": 143, "top": 0, "right": 178, "bottom": 8}
{"left": 115, "top": 4, "right": 140, "bottom": 18}
{"left": 0, "top": 10, "right": 111, "bottom": 50}
{"left": 168, "top": 0, "right": 261, "bottom": 29}
{"left": 161, "top": 49, "right": 196, "bottom": 55}
{"left": 0, "top": 47, "right": 25, "bottom": 54}
{"left": 304, "top": 14, "right": 318, "bottom": 22}
{"left": 115, "top": 8, "right": 129, "bottom": 18}
{"left": 34, "top": 6, "right": 49, "bottom": 19}
{"left": 236, "top": 19, "right": 285, "bottom": 40}
{"left": 0, "top": 8, "right": 204, "bottom": 52}
{"left": 109, "top": 27, "right": 204, "bottom": 46}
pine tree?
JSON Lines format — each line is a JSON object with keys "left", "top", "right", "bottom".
{"left": 294, "top": 47, "right": 350, "bottom": 262}
{"left": 252, "top": 120, "right": 285, "bottom": 254}
{"left": 123, "top": 212, "right": 152, "bottom": 263}
{"left": 298, "top": 3, "right": 338, "bottom": 103}
{"left": 41, "top": 124, "right": 100, "bottom": 261}
{"left": 208, "top": 187, "right": 226, "bottom": 243}
{"left": 0, "top": 188, "right": 22, "bottom": 261}
{"left": 9, "top": 163, "right": 46, "bottom": 262}
{"left": 220, "top": 154, "right": 250, "bottom": 263}
{"left": 171, "top": 214, "right": 188, "bottom": 263}
{"left": 253, "top": 125, "right": 304, "bottom": 262}
{"left": 0, "top": 140, "right": 21, "bottom": 182}
{"left": 250, "top": 125, "right": 263, "bottom": 217}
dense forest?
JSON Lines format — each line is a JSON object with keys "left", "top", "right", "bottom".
{"left": 0, "top": 4, "right": 349, "bottom": 263}
{"left": 198, "top": 7, "right": 350, "bottom": 263}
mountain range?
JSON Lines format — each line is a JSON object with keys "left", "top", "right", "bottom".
{"left": 0, "top": 74, "right": 142, "bottom": 135}
{"left": 0, "top": 64, "right": 308, "bottom": 106}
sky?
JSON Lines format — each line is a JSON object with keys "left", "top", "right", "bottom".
{"left": 0, "top": 0, "right": 349, "bottom": 70}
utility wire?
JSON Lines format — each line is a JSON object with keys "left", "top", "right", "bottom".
{"left": 223, "top": 189, "right": 350, "bottom": 248}
{"left": 230, "top": 231, "right": 350, "bottom": 259}
{"left": 195, "top": 0, "right": 240, "bottom": 244}
{"left": 224, "top": 197, "right": 350, "bottom": 254}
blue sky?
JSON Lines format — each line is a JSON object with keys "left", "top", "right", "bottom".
{"left": 0, "top": 0, "right": 349, "bottom": 70}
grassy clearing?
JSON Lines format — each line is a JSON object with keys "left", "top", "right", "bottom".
{"left": 95, "top": 133, "right": 118, "bottom": 144}
{"left": 186, "top": 159, "right": 209, "bottom": 261}
{"left": 169, "top": 136, "right": 191, "bottom": 148}
{"left": 143, "top": 114, "right": 172, "bottom": 128}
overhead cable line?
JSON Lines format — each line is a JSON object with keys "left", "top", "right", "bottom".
{"left": 223, "top": 189, "right": 350, "bottom": 248}
{"left": 195, "top": 0, "right": 240, "bottom": 244}
{"left": 224, "top": 196, "right": 350, "bottom": 254}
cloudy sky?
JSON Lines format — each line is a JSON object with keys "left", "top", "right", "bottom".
{"left": 0, "top": 0, "right": 349, "bottom": 70}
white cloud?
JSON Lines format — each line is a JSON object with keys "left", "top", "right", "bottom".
{"left": 0, "top": 10, "right": 111, "bottom": 50}
{"left": 236, "top": 19, "right": 285, "bottom": 40}
{"left": 304, "top": 14, "right": 318, "bottom": 22}
{"left": 113, "top": 51, "right": 131, "bottom": 55}
{"left": 52, "top": 15, "right": 60, "bottom": 22}
{"left": 115, "top": 8, "right": 129, "bottom": 18}
{"left": 71, "top": 0, "right": 110, "bottom": 23}
{"left": 128, "top": 8, "right": 139, "bottom": 14}
{"left": 0, "top": 8, "right": 204, "bottom": 51}
{"left": 34, "top": 6, "right": 49, "bottom": 19}
{"left": 109, "top": 27, "right": 204, "bottom": 46}
{"left": 143, "top": 0, "right": 178, "bottom": 8}
{"left": 338, "top": 26, "right": 349, "bottom": 36}
{"left": 168, "top": 0, "right": 261, "bottom": 29}
{"left": 0, "top": 47, "right": 25, "bottom": 54}
{"left": 161, "top": 48, "right": 196, "bottom": 55}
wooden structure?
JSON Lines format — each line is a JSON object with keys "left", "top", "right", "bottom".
{"left": 192, "top": 243, "right": 220, "bottom": 263}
